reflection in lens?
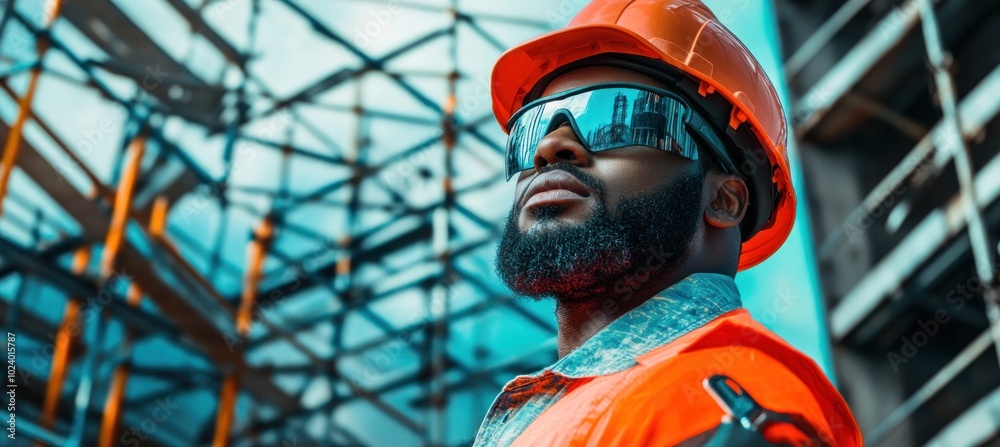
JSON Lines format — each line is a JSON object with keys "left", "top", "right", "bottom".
{"left": 504, "top": 86, "right": 702, "bottom": 180}
{"left": 631, "top": 90, "right": 670, "bottom": 150}
{"left": 507, "top": 105, "right": 546, "bottom": 178}
{"left": 587, "top": 90, "right": 632, "bottom": 151}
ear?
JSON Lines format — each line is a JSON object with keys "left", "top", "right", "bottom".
{"left": 704, "top": 173, "right": 748, "bottom": 230}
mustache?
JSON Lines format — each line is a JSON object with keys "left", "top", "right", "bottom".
{"left": 514, "top": 162, "right": 606, "bottom": 209}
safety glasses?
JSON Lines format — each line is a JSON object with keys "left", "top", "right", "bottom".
{"left": 504, "top": 82, "right": 736, "bottom": 180}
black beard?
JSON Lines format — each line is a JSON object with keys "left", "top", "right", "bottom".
{"left": 495, "top": 163, "right": 704, "bottom": 302}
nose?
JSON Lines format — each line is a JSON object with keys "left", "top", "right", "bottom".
{"left": 532, "top": 121, "right": 592, "bottom": 173}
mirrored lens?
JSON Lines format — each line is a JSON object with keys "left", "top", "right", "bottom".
{"left": 571, "top": 88, "right": 698, "bottom": 156}
{"left": 505, "top": 86, "right": 701, "bottom": 180}
{"left": 505, "top": 103, "right": 547, "bottom": 179}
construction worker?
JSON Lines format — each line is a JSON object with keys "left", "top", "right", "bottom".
{"left": 478, "top": 0, "right": 862, "bottom": 445}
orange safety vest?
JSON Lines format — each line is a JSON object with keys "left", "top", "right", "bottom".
{"left": 508, "top": 309, "right": 862, "bottom": 446}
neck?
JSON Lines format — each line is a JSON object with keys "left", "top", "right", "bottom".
{"left": 553, "top": 268, "right": 689, "bottom": 358}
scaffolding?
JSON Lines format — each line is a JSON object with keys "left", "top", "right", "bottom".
{"left": 0, "top": 0, "right": 558, "bottom": 445}
{"left": 6, "top": 0, "right": 997, "bottom": 445}
{"left": 780, "top": 0, "right": 1000, "bottom": 444}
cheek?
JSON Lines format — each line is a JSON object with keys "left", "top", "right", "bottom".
{"left": 592, "top": 150, "right": 692, "bottom": 209}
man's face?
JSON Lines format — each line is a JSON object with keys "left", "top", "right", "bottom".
{"left": 496, "top": 65, "right": 710, "bottom": 301}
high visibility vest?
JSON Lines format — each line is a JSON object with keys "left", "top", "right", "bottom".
{"left": 509, "top": 309, "right": 862, "bottom": 446}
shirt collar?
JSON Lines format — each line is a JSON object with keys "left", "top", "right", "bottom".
{"left": 537, "top": 272, "right": 742, "bottom": 379}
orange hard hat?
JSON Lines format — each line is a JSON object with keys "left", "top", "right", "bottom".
{"left": 491, "top": 0, "right": 796, "bottom": 270}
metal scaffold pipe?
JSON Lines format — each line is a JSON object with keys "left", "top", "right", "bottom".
{"left": 0, "top": 0, "right": 62, "bottom": 216}
{"left": 101, "top": 132, "right": 147, "bottom": 278}
{"left": 865, "top": 1, "right": 1000, "bottom": 444}
{"left": 917, "top": 0, "right": 1000, "bottom": 368}
{"left": 98, "top": 284, "right": 141, "bottom": 447}
{"left": 212, "top": 372, "right": 241, "bottom": 447}
{"left": 36, "top": 246, "right": 90, "bottom": 447}
{"left": 238, "top": 217, "right": 274, "bottom": 337}
{"left": 98, "top": 196, "right": 168, "bottom": 447}
{"left": 214, "top": 216, "right": 273, "bottom": 447}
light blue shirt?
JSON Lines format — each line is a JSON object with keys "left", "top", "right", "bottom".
{"left": 473, "top": 272, "right": 743, "bottom": 446}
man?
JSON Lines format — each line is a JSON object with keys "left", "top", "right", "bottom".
{"left": 476, "top": 0, "right": 862, "bottom": 446}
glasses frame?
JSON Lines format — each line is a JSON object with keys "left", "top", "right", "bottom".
{"left": 504, "top": 82, "right": 738, "bottom": 180}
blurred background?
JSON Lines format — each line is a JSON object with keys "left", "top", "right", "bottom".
{"left": 0, "top": 0, "right": 998, "bottom": 445}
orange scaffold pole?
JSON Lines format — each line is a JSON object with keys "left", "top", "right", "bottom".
{"left": 0, "top": 1, "right": 63, "bottom": 215}
{"left": 97, "top": 284, "right": 142, "bottom": 447}
{"left": 100, "top": 132, "right": 146, "bottom": 278}
{"left": 97, "top": 196, "right": 168, "bottom": 447}
{"left": 212, "top": 217, "right": 274, "bottom": 447}
{"left": 36, "top": 246, "right": 89, "bottom": 447}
